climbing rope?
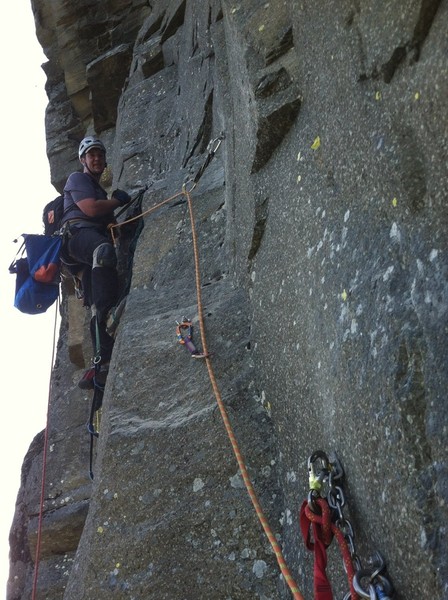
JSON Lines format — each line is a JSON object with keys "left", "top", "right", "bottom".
{"left": 32, "top": 296, "right": 60, "bottom": 600}
{"left": 300, "top": 452, "right": 394, "bottom": 600}
{"left": 109, "top": 137, "right": 304, "bottom": 598}
{"left": 183, "top": 186, "right": 304, "bottom": 599}
{"left": 109, "top": 190, "right": 186, "bottom": 246}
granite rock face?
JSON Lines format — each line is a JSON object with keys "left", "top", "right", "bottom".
{"left": 8, "top": 1, "right": 447, "bottom": 599}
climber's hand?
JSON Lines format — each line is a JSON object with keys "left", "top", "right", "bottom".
{"left": 112, "top": 189, "right": 131, "bottom": 206}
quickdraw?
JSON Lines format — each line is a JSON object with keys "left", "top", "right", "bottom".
{"left": 300, "top": 451, "right": 394, "bottom": 600}
{"left": 182, "top": 132, "right": 225, "bottom": 193}
{"left": 176, "top": 317, "right": 207, "bottom": 358}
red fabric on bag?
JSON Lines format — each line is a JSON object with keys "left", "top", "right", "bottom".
{"left": 34, "top": 262, "right": 59, "bottom": 283}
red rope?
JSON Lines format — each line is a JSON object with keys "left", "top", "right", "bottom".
{"left": 32, "top": 297, "right": 60, "bottom": 599}
{"left": 299, "top": 497, "right": 359, "bottom": 600}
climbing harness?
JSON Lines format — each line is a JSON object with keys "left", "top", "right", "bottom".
{"left": 176, "top": 317, "right": 208, "bottom": 358}
{"left": 300, "top": 451, "right": 394, "bottom": 600}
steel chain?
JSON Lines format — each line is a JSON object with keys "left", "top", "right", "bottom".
{"left": 307, "top": 451, "right": 394, "bottom": 600}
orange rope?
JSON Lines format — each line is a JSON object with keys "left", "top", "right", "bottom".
{"left": 109, "top": 190, "right": 185, "bottom": 245}
{"left": 111, "top": 185, "right": 305, "bottom": 599}
{"left": 32, "top": 296, "right": 60, "bottom": 599}
{"left": 184, "top": 188, "right": 305, "bottom": 600}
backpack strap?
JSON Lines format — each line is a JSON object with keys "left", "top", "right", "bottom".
{"left": 8, "top": 238, "right": 26, "bottom": 273}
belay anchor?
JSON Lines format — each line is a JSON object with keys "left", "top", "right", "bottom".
{"left": 300, "top": 450, "right": 395, "bottom": 600}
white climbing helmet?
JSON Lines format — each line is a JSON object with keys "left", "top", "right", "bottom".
{"left": 78, "top": 136, "right": 106, "bottom": 159}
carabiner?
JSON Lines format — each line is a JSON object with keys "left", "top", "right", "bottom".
{"left": 182, "top": 179, "right": 197, "bottom": 194}
{"left": 308, "top": 450, "right": 331, "bottom": 474}
{"left": 353, "top": 569, "right": 394, "bottom": 600}
{"left": 176, "top": 318, "right": 193, "bottom": 344}
{"left": 207, "top": 132, "right": 225, "bottom": 155}
{"left": 307, "top": 450, "right": 331, "bottom": 491}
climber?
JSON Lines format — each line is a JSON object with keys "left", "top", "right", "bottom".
{"left": 61, "top": 135, "right": 132, "bottom": 388}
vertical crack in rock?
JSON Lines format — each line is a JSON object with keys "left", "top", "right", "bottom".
{"left": 381, "top": 0, "right": 442, "bottom": 82}
{"left": 393, "top": 124, "right": 427, "bottom": 212}
{"left": 393, "top": 336, "right": 441, "bottom": 573}
{"left": 411, "top": 0, "right": 443, "bottom": 61}
{"left": 265, "top": 26, "right": 293, "bottom": 65}
{"left": 255, "top": 67, "right": 292, "bottom": 99}
{"left": 140, "top": 35, "right": 165, "bottom": 79}
{"left": 160, "top": 0, "right": 186, "bottom": 44}
{"left": 183, "top": 90, "right": 214, "bottom": 167}
{"left": 251, "top": 97, "right": 301, "bottom": 173}
{"left": 140, "top": 14, "right": 165, "bottom": 44}
{"left": 248, "top": 197, "right": 269, "bottom": 263}
{"left": 381, "top": 46, "right": 407, "bottom": 84}
{"left": 87, "top": 44, "right": 133, "bottom": 132}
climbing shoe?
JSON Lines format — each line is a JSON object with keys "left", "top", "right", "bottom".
{"left": 78, "top": 367, "right": 95, "bottom": 390}
{"left": 78, "top": 364, "right": 109, "bottom": 390}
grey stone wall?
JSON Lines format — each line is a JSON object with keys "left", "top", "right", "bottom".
{"left": 8, "top": 1, "right": 447, "bottom": 599}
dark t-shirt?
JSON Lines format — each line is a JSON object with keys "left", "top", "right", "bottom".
{"left": 62, "top": 171, "right": 115, "bottom": 227}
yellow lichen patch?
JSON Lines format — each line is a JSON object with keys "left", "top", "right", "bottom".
{"left": 311, "top": 136, "right": 321, "bottom": 150}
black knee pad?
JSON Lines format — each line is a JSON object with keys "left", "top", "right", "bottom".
{"left": 92, "top": 243, "right": 117, "bottom": 269}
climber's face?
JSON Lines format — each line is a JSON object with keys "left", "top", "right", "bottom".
{"left": 82, "top": 147, "right": 106, "bottom": 177}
